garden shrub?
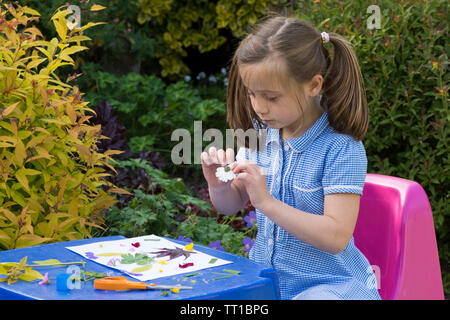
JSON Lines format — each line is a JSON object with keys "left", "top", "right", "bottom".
{"left": 136, "top": 0, "right": 292, "bottom": 79}
{"left": 82, "top": 69, "right": 228, "bottom": 168}
{"left": 102, "top": 158, "right": 255, "bottom": 256}
{"left": 20, "top": 0, "right": 157, "bottom": 75}
{"left": 293, "top": 0, "right": 448, "bottom": 293}
{"left": 101, "top": 158, "right": 210, "bottom": 236}
{"left": 0, "top": 3, "right": 127, "bottom": 249}
{"left": 87, "top": 98, "right": 256, "bottom": 256}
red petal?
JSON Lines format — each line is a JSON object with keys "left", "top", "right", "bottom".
{"left": 131, "top": 242, "right": 140, "bottom": 248}
{"left": 179, "top": 262, "right": 194, "bottom": 268}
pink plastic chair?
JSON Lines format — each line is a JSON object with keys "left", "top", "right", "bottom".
{"left": 354, "top": 173, "right": 444, "bottom": 300}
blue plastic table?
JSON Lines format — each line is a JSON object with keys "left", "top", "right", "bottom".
{"left": 0, "top": 236, "right": 280, "bottom": 300}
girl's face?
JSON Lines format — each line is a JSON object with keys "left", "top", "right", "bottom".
{"left": 239, "top": 62, "right": 322, "bottom": 139}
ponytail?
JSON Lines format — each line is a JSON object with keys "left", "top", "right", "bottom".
{"left": 322, "top": 33, "right": 369, "bottom": 141}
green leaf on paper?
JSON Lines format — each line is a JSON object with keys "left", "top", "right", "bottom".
{"left": 96, "top": 253, "right": 124, "bottom": 257}
{"left": 131, "top": 265, "right": 152, "bottom": 273}
{"left": 120, "top": 253, "right": 154, "bottom": 265}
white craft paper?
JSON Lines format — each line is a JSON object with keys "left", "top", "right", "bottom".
{"left": 66, "top": 235, "right": 232, "bottom": 281}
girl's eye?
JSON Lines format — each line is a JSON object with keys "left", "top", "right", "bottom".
{"left": 267, "top": 97, "right": 278, "bottom": 102}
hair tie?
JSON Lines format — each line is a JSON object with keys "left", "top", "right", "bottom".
{"left": 321, "top": 31, "right": 329, "bottom": 44}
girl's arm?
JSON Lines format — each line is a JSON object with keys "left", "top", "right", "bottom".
{"left": 232, "top": 160, "right": 360, "bottom": 254}
{"left": 260, "top": 193, "right": 360, "bottom": 254}
{"left": 209, "top": 178, "right": 250, "bottom": 216}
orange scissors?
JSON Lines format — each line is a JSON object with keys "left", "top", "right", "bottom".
{"left": 94, "top": 277, "right": 192, "bottom": 291}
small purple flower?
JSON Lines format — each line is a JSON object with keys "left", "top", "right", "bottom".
{"left": 122, "top": 270, "right": 143, "bottom": 277}
{"left": 244, "top": 211, "right": 257, "bottom": 227}
{"left": 243, "top": 237, "right": 254, "bottom": 253}
{"left": 178, "top": 236, "right": 193, "bottom": 243}
{"left": 84, "top": 252, "right": 98, "bottom": 259}
{"left": 209, "top": 240, "right": 224, "bottom": 251}
{"left": 107, "top": 258, "right": 119, "bottom": 266}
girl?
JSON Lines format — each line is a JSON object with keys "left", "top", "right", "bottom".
{"left": 201, "top": 15, "right": 381, "bottom": 300}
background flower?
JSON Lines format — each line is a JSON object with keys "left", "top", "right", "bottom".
{"left": 178, "top": 236, "right": 193, "bottom": 243}
{"left": 209, "top": 240, "right": 224, "bottom": 251}
{"left": 243, "top": 237, "right": 254, "bottom": 253}
{"left": 244, "top": 211, "right": 257, "bottom": 227}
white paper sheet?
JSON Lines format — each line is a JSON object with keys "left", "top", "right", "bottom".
{"left": 66, "top": 235, "right": 232, "bottom": 281}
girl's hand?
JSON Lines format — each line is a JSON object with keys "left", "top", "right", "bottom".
{"left": 231, "top": 160, "right": 273, "bottom": 211}
{"left": 201, "top": 147, "right": 235, "bottom": 188}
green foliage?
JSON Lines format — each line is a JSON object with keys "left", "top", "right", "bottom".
{"left": 119, "top": 252, "right": 154, "bottom": 265}
{"left": 0, "top": 3, "right": 126, "bottom": 249}
{"left": 20, "top": 0, "right": 157, "bottom": 75}
{"left": 103, "top": 158, "right": 211, "bottom": 237}
{"left": 294, "top": 0, "right": 448, "bottom": 293}
{"left": 101, "top": 157, "right": 250, "bottom": 256}
{"left": 136, "top": 0, "right": 290, "bottom": 79}
{"left": 82, "top": 69, "right": 227, "bottom": 162}
{"left": 176, "top": 214, "right": 248, "bottom": 256}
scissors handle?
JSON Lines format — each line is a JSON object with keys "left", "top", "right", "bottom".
{"left": 94, "top": 276, "right": 147, "bottom": 290}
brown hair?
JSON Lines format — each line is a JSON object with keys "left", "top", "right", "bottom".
{"left": 226, "top": 14, "right": 368, "bottom": 147}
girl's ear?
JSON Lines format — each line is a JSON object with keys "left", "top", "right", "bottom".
{"left": 305, "top": 74, "right": 323, "bottom": 97}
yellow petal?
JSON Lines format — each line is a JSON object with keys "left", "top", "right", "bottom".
{"left": 185, "top": 242, "right": 194, "bottom": 251}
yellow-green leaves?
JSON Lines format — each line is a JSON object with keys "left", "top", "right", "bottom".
{"left": 0, "top": 256, "right": 44, "bottom": 285}
{"left": 0, "top": 257, "right": 86, "bottom": 285}
{"left": 2, "top": 102, "right": 20, "bottom": 117}
{"left": 90, "top": 4, "right": 107, "bottom": 12}
{"left": 0, "top": 3, "right": 122, "bottom": 250}
{"left": 50, "top": 8, "right": 70, "bottom": 42}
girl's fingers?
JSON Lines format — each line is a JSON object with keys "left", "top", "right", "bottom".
{"left": 204, "top": 147, "right": 235, "bottom": 166}
{"left": 226, "top": 148, "right": 235, "bottom": 164}
{"left": 232, "top": 161, "right": 251, "bottom": 174}
{"left": 208, "top": 146, "right": 217, "bottom": 158}
{"left": 235, "top": 171, "right": 250, "bottom": 184}
{"left": 207, "top": 146, "right": 219, "bottom": 164}
{"left": 201, "top": 152, "right": 212, "bottom": 166}
{"left": 217, "top": 149, "right": 226, "bottom": 165}
{"left": 232, "top": 161, "right": 265, "bottom": 176}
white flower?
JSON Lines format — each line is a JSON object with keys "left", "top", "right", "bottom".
{"left": 208, "top": 75, "right": 217, "bottom": 83}
{"left": 216, "top": 162, "right": 236, "bottom": 182}
{"left": 196, "top": 71, "right": 206, "bottom": 80}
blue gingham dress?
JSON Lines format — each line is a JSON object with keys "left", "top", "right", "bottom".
{"left": 236, "top": 112, "right": 381, "bottom": 300}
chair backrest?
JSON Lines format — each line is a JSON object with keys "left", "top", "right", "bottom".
{"left": 354, "top": 174, "right": 444, "bottom": 300}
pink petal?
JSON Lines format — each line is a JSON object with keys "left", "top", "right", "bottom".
{"left": 38, "top": 272, "right": 49, "bottom": 285}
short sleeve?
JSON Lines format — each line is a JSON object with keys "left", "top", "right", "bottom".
{"left": 322, "top": 136, "right": 367, "bottom": 195}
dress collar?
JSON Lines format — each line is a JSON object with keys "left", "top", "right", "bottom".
{"left": 265, "top": 112, "right": 329, "bottom": 153}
